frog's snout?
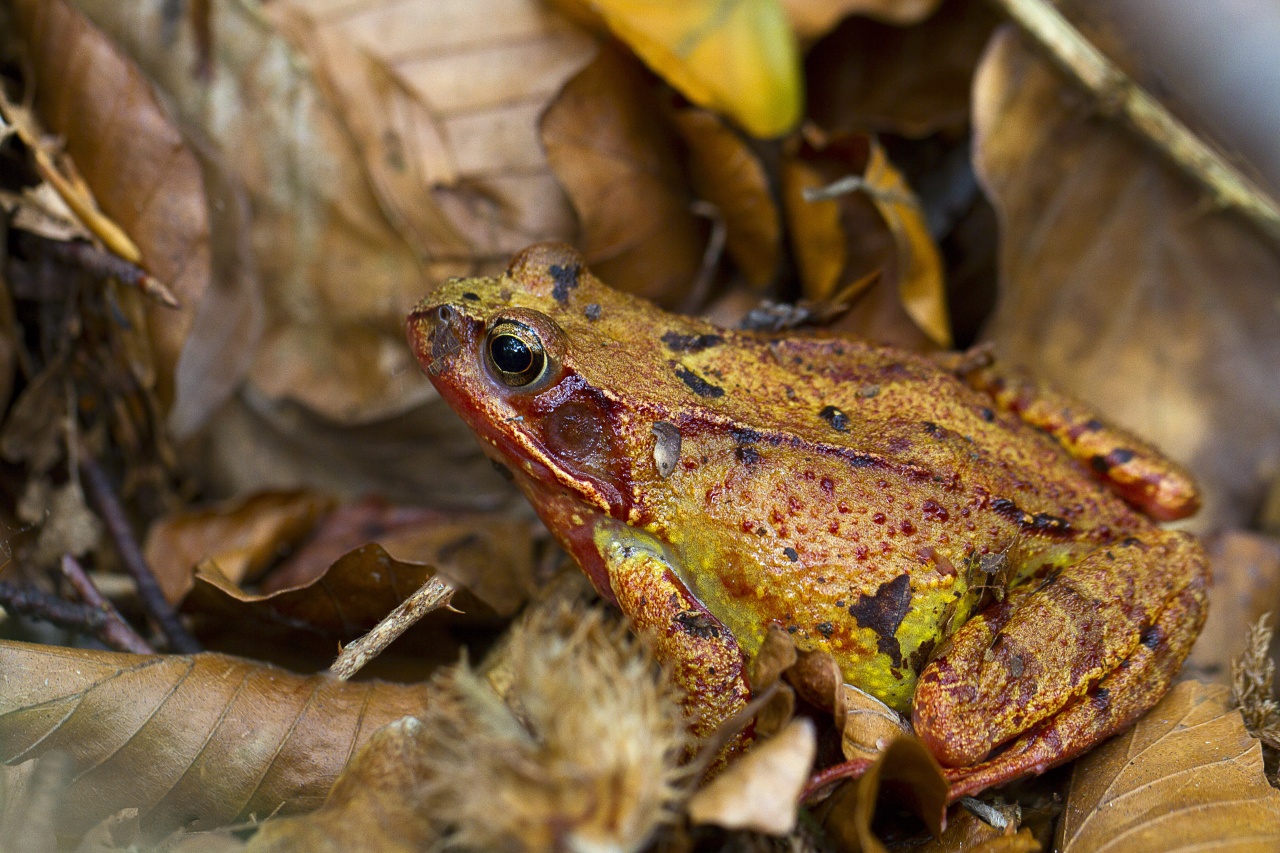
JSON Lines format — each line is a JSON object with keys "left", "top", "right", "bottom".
{"left": 407, "top": 302, "right": 467, "bottom": 377}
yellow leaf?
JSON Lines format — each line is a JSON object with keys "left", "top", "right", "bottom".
{"left": 584, "top": 0, "right": 802, "bottom": 138}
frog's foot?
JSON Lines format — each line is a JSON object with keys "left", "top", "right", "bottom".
{"left": 601, "top": 535, "right": 754, "bottom": 757}
{"left": 911, "top": 529, "right": 1208, "bottom": 793}
{"left": 961, "top": 363, "right": 1199, "bottom": 521}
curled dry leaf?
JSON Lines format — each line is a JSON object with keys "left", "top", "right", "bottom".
{"left": 782, "top": 131, "right": 949, "bottom": 348}
{"left": 542, "top": 45, "right": 708, "bottom": 306}
{"left": 687, "top": 717, "right": 816, "bottom": 836}
{"left": 805, "top": 0, "right": 1000, "bottom": 137}
{"left": 0, "top": 641, "right": 432, "bottom": 843}
{"left": 579, "top": 0, "right": 802, "bottom": 138}
{"left": 673, "top": 108, "right": 781, "bottom": 289}
{"left": 143, "top": 491, "right": 338, "bottom": 605}
{"left": 1057, "top": 680, "right": 1280, "bottom": 852}
{"left": 973, "top": 28, "right": 1280, "bottom": 530}
{"left": 783, "top": 0, "right": 942, "bottom": 39}
{"left": 10, "top": 0, "right": 212, "bottom": 420}
{"left": 837, "top": 684, "right": 912, "bottom": 764}
{"left": 817, "top": 735, "right": 949, "bottom": 853}
{"left": 244, "top": 718, "right": 436, "bottom": 853}
{"left": 912, "top": 807, "right": 1040, "bottom": 853}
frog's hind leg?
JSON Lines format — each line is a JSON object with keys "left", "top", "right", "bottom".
{"left": 911, "top": 528, "right": 1207, "bottom": 796}
{"left": 960, "top": 362, "right": 1199, "bottom": 521}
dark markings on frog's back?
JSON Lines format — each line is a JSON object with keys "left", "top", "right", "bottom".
{"left": 990, "top": 497, "right": 1073, "bottom": 536}
{"left": 848, "top": 573, "right": 912, "bottom": 667}
{"left": 819, "top": 405, "right": 849, "bottom": 432}
{"left": 675, "top": 366, "right": 725, "bottom": 398}
{"left": 662, "top": 331, "right": 724, "bottom": 353}
{"left": 550, "top": 263, "right": 580, "bottom": 304}
{"left": 1090, "top": 447, "right": 1135, "bottom": 473}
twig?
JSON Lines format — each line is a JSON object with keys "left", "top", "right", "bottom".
{"left": 77, "top": 449, "right": 201, "bottom": 653}
{"left": 329, "top": 576, "right": 455, "bottom": 680}
{"left": 989, "top": 0, "right": 1280, "bottom": 245}
{"left": 14, "top": 231, "right": 180, "bottom": 309}
{"left": 60, "top": 554, "right": 154, "bottom": 654}
{"left": 0, "top": 579, "right": 107, "bottom": 631}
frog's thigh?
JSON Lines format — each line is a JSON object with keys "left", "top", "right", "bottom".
{"left": 943, "top": 581, "right": 1202, "bottom": 800}
{"left": 912, "top": 528, "right": 1208, "bottom": 769}
{"left": 964, "top": 363, "right": 1199, "bottom": 521}
{"left": 603, "top": 543, "right": 753, "bottom": 745}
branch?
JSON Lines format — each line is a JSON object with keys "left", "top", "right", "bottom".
{"left": 0, "top": 579, "right": 105, "bottom": 631}
{"left": 989, "top": 0, "right": 1280, "bottom": 245}
{"left": 61, "top": 554, "right": 154, "bottom": 654}
{"left": 77, "top": 449, "right": 201, "bottom": 653}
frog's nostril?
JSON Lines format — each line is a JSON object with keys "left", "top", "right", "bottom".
{"left": 437, "top": 305, "right": 457, "bottom": 324}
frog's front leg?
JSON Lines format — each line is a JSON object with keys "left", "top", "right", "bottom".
{"left": 961, "top": 361, "right": 1199, "bottom": 521}
{"left": 912, "top": 528, "right": 1208, "bottom": 795}
{"left": 599, "top": 534, "right": 754, "bottom": 755}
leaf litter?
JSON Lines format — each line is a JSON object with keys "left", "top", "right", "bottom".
{"left": 1, "top": 0, "right": 1280, "bottom": 850}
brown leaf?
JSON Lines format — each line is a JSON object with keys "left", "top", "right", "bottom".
{"left": 187, "top": 532, "right": 524, "bottom": 641}
{"left": 688, "top": 718, "right": 816, "bottom": 835}
{"left": 244, "top": 718, "right": 436, "bottom": 853}
{"left": 973, "top": 28, "right": 1280, "bottom": 530}
{"left": 837, "top": 684, "right": 911, "bottom": 764}
{"left": 781, "top": 131, "right": 949, "bottom": 348}
{"left": 143, "top": 491, "right": 338, "bottom": 605}
{"left": 10, "top": 0, "right": 211, "bottom": 418}
{"left": 818, "top": 735, "right": 949, "bottom": 853}
{"left": 0, "top": 641, "right": 431, "bottom": 843}
{"left": 1057, "top": 680, "right": 1280, "bottom": 852}
{"left": 805, "top": 0, "right": 1000, "bottom": 137}
{"left": 1185, "top": 531, "right": 1280, "bottom": 685}
{"left": 783, "top": 0, "right": 942, "bottom": 38}
{"left": 913, "top": 808, "right": 1040, "bottom": 853}
{"left": 542, "top": 44, "right": 708, "bottom": 306}
{"left": 673, "top": 108, "right": 782, "bottom": 288}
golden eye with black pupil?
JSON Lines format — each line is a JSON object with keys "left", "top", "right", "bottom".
{"left": 486, "top": 321, "right": 547, "bottom": 387}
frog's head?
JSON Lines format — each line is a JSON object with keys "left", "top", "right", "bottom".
{"left": 408, "top": 243, "right": 660, "bottom": 526}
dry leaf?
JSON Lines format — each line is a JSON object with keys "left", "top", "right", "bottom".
{"left": 1185, "top": 531, "right": 1280, "bottom": 685}
{"left": 581, "top": 0, "right": 802, "bottom": 138}
{"left": 973, "top": 28, "right": 1280, "bottom": 530}
{"left": 1057, "top": 680, "right": 1280, "bottom": 852}
{"left": 783, "top": 0, "right": 942, "bottom": 38}
{"left": 688, "top": 718, "right": 816, "bottom": 835}
{"left": 187, "top": 542, "right": 507, "bottom": 640}
{"left": 0, "top": 641, "right": 432, "bottom": 842}
{"left": 818, "top": 735, "right": 948, "bottom": 853}
{"left": 913, "top": 808, "right": 1041, "bottom": 853}
{"left": 542, "top": 45, "right": 708, "bottom": 306}
{"left": 781, "top": 131, "right": 949, "bottom": 348}
{"left": 143, "top": 491, "right": 338, "bottom": 605}
{"left": 244, "top": 718, "right": 436, "bottom": 853}
{"left": 673, "top": 107, "right": 781, "bottom": 288}
{"left": 10, "top": 0, "right": 212, "bottom": 420}
{"left": 805, "top": 0, "right": 1000, "bottom": 137}
{"left": 837, "top": 684, "right": 911, "bottom": 764}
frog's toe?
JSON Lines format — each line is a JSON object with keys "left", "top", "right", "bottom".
{"left": 912, "top": 528, "right": 1208, "bottom": 769}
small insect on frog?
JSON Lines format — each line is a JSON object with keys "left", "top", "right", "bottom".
{"left": 408, "top": 243, "right": 1208, "bottom": 798}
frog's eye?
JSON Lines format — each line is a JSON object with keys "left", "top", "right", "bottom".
{"left": 485, "top": 320, "right": 547, "bottom": 387}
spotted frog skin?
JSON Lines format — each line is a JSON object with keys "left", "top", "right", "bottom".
{"left": 408, "top": 244, "right": 1208, "bottom": 798}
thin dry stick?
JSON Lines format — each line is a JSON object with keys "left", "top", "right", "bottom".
{"left": 990, "top": 0, "right": 1280, "bottom": 245}
{"left": 0, "top": 579, "right": 106, "bottom": 631}
{"left": 15, "top": 231, "right": 180, "bottom": 309}
{"left": 77, "top": 450, "right": 201, "bottom": 654}
{"left": 329, "top": 576, "right": 456, "bottom": 680}
{"left": 60, "top": 554, "right": 154, "bottom": 654}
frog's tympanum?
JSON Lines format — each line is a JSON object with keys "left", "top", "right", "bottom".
{"left": 408, "top": 243, "right": 1208, "bottom": 799}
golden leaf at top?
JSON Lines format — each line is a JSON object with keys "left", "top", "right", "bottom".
{"left": 577, "top": 0, "right": 802, "bottom": 138}
{"left": 1058, "top": 680, "right": 1280, "bottom": 852}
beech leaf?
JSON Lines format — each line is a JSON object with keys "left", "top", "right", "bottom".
{"left": 0, "top": 642, "right": 432, "bottom": 842}
{"left": 1058, "top": 680, "right": 1280, "bottom": 852}
{"left": 583, "top": 0, "right": 802, "bottom": 138}
{"left": 687, "top": 718, "right": 816, "bottom": 835}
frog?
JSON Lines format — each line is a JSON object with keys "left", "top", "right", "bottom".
{"left": 407, "top": 243, "right": 1209, "bottom": 799}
